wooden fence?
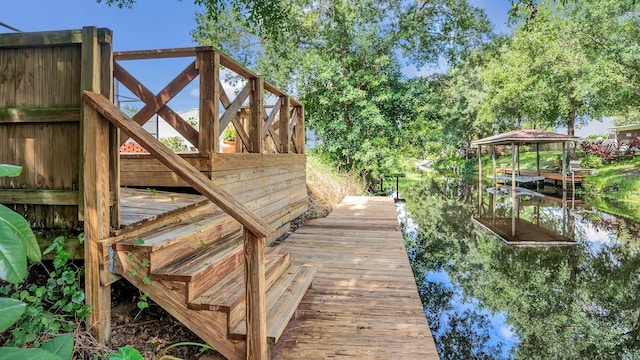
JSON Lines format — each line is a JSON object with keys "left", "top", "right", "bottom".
{"left": 0, "top": 28, "right": 116, "bottom": 228}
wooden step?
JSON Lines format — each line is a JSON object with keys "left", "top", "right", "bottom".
{"left": 187, "top": 247, "right": 291, "bottom": 319}
{"left": 150, "top": 230, "right": 245, "bottom": 301}
{"left": 114, "top": 210, "right": 241, "bottom": 272}
{"left": 229, "top": 265, "right": 317, "bottom": 342}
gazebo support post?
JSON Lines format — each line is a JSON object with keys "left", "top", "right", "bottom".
{"left": 511, "top": 142, "right": 516, "bottom": 194}
{"left": 477, "top": 145, "right": 482, "bottom": 186}
{"left": 536, "top": 144, "right": 541, "bottom": 190}
{"left": 536, "top": 144, "right": 541, "bottom": 175}
{"left": 492, "top": 145, "right": 497, "bottom": 190}
{"left": 562, "top": 142, "right": 567, "bottom": 194}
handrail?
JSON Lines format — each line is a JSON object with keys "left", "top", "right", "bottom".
{"left": 83, "top": 90, "right": 274, "bottom": 238}
{"left": 114, "top": 46, "right": 302, "bottom": 107}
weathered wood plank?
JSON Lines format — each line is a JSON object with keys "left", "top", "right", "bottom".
{"left": 197, "top": 49, "right": 219, "bottom": 158}
{"left": 114, "top": 47, "right": 197, "bottom": 60}
{"left": 249, "top": 78, "right": 264, "bottom": 153}
{"left": 244, "top": 230, "right": 268, "bottom": 360}
{"left": 82, "top": 26, "right": 112, "bottom": 343}
{"left": 0, "top": 189, "right": 78, "bottom": 205}
{"left": 279, "top": 96, "right": 290, "bottom": 153}
{"left": 0, "top": 107, "right": 81, "bottom": 123}
{"left": 0, "top": 29, "right": 83, "bottom": 47}
{"left": 273, "top": 196, "right": 437, "bottom": 359}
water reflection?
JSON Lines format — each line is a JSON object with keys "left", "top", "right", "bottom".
{"left": 400, "top": 176, "right": 640, "bottom": 359}
{"left": 474, "top": 183, "right": 577, "bottom": 246}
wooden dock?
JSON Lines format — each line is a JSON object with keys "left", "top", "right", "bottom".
{"left": 273, "top": 196, "right": 438, "bottom": 359}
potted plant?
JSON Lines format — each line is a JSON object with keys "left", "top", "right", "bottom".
{"left": 222, "top": 124, "right": 236, "bottom": 153}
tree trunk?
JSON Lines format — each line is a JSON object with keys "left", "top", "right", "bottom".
{"left": 567, "top": 109, "right": 576, "bottom": 136}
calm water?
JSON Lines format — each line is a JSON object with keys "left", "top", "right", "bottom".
{"left": 398, "top": 176, "right": 640, "bottom": 359}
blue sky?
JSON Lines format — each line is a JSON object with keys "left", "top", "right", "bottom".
{"left": 4, "top": 0, "right": 512, "bottom": 111}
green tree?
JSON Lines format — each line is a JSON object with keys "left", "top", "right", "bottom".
{"left": 97, "top": 0, "right": 293, "bottom": 40}
{"left": 193, "top": 0, "right": 493, "bottom": 177}
{"left": 479, "top": 2, "right": 628, "bottom": 136}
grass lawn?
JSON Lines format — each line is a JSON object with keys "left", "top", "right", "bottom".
{"left": 479, "top": 150, "right": 562, "bottom": 176}
{"left": 581, "top": 157, "right": 640, "bottom": 222}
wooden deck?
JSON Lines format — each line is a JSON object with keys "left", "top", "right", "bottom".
{"left": 273, "top": 196, "right": 438, "bottom": 359}
{"left": 120, "top": 188, "right": 206, "bottom": 226}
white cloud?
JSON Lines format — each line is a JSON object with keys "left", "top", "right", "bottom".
{"left": 499, "top": 325, "right": 515, "bottom": 340}
{"left": 190, "top": 87, "right": 199, "bottom": 97}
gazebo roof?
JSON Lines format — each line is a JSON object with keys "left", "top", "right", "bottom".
{"left": 471, "top": 129, "right": 578, "bottom": 146}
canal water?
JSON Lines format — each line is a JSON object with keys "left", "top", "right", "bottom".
{"left": 397, "top": 175, "right": 640, "bottom": 359}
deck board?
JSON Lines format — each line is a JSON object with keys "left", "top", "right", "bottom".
{"left": 273, "top": 196, "right": 438, "bottom": 359}
{"left": 120, "top": 188, "right": 206, "bottom": 226}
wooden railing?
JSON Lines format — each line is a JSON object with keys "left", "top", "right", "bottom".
{"left": 83, "top": 90, "right": 273, "bottom": 359}
{"left": 113, "top": 46, "right": 305, "bottom": 156}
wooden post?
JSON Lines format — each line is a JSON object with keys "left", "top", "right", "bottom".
{"left": 295, "top": 106, "right": 305, "bottom": 154}
{"left": 238, "top": 109, "right": 249, "bottom": 153}
{"left": 491, "top": 145, "right": 496, "bottom": 189}
{"left": 244, "top": 230, "right": 268, "bottom": 360}
{"left": 511, "top": 143, "right": 516, "bottom": 194}
{"left": 249, "top": 78, "right": 264, "bottom": 153}
{"left": 81, "top": 26, "right": 111, "bottom": 343}
{"left": 477, "top": 145, "right": 482, "bottom": 186}
{"left": 562, "top": 142, "right": 567, "bottom": 194}
{"left": 197, "top": 48, "right": 220, "bottom": 162}
{"left": 279, "top": 96, "right": 290, "bottom": 153}
{"left": 536, "top": 144, "right": 541, "bottom": 176}
{"left": 99, "top": 29, "right": 119, "bottom": 229}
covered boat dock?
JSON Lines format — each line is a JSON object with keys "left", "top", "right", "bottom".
{"left": 472, "top": 129, "right": 579, "bottom": 195}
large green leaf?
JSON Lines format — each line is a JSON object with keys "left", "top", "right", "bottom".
{"left": 0, "top": 297, "right": 26, "bottom": 332}
{"left": 0, "top": 224, "right": 27, "bottom": 284}
{"left": 0, "top": 164, "right": 22, "bottom": 177}
{"left": 107, "top": 346, "right": 143, "bottom": 360}
{"left": 0, "top": 347, "right": 63, "bottom": 360}
{"left": 41, "top": 333, "right": 74, "bottom": 360}
{"left": 0, "top": 204, "right": 40, "bottom": 263}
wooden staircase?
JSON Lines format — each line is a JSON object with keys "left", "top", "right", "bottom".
{"left": 112, "top": 202, "right": 316, "bottom": 359}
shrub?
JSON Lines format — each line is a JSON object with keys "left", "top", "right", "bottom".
{"left": 580, "top": 155, "right": 603, "bottom": 169}
{"left": 0, "top": 163, "right": 74, "bottom": 359}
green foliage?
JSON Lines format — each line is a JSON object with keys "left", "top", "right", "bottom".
{"left": 0, "top": 165, "right": 40, "bottom": 284}
{"left": 107, "top": 346, "right": 143, "bottom": 360}
{"left": 98, "top": 0, "right": 293, "bottom": 41}
{"left": 160, "top": 137, "right": 188, "bottom": 152}
{"left": 222, "top": 124, "right": 236, "bottom": 141}
{"left": 193, "top": 0, "right": 493, "bottom": 177}
{"left": 580, "top": 154, "right": 603, "bottom": 169}
{"left": 0, "top": 334, "right": 74, "bottom": 360}
{"left": 0, "top": 165, "right": 74, "bottom": 359}
{"left": 0, "top": 298, "right": 26, "bottom": 332}
{"left": 581, "top": 156, "right": 640, "bottom": 222}
{"left": 0, "top": 164, "right": 22, "bottom": 177}
{"left": 2, "top": 235, "right": 89, "bottom": 347}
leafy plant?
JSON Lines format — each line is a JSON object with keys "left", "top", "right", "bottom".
{"left": 580, "top": 155, "right": 603, "bottom": 169}
{"left": 108, "top": 345, "right": 143, "bottom": 360}
{"left": 160, "top": 136, "right": 188, "bottom": 152}
{"left": 2, "top": 234, "right": 90, "bottom": 347}
{"left": 222, "top": 124, "right": 236, "bottom": 141}
{"left": 0, "top": 164, "right": 74, "bottom": 359}
{"left": 108, "top": 342, "right": 216, "bottom": 360}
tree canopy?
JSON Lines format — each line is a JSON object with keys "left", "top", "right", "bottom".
{"left": 193, "top": 0, "right": 493, "bottom": 177}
